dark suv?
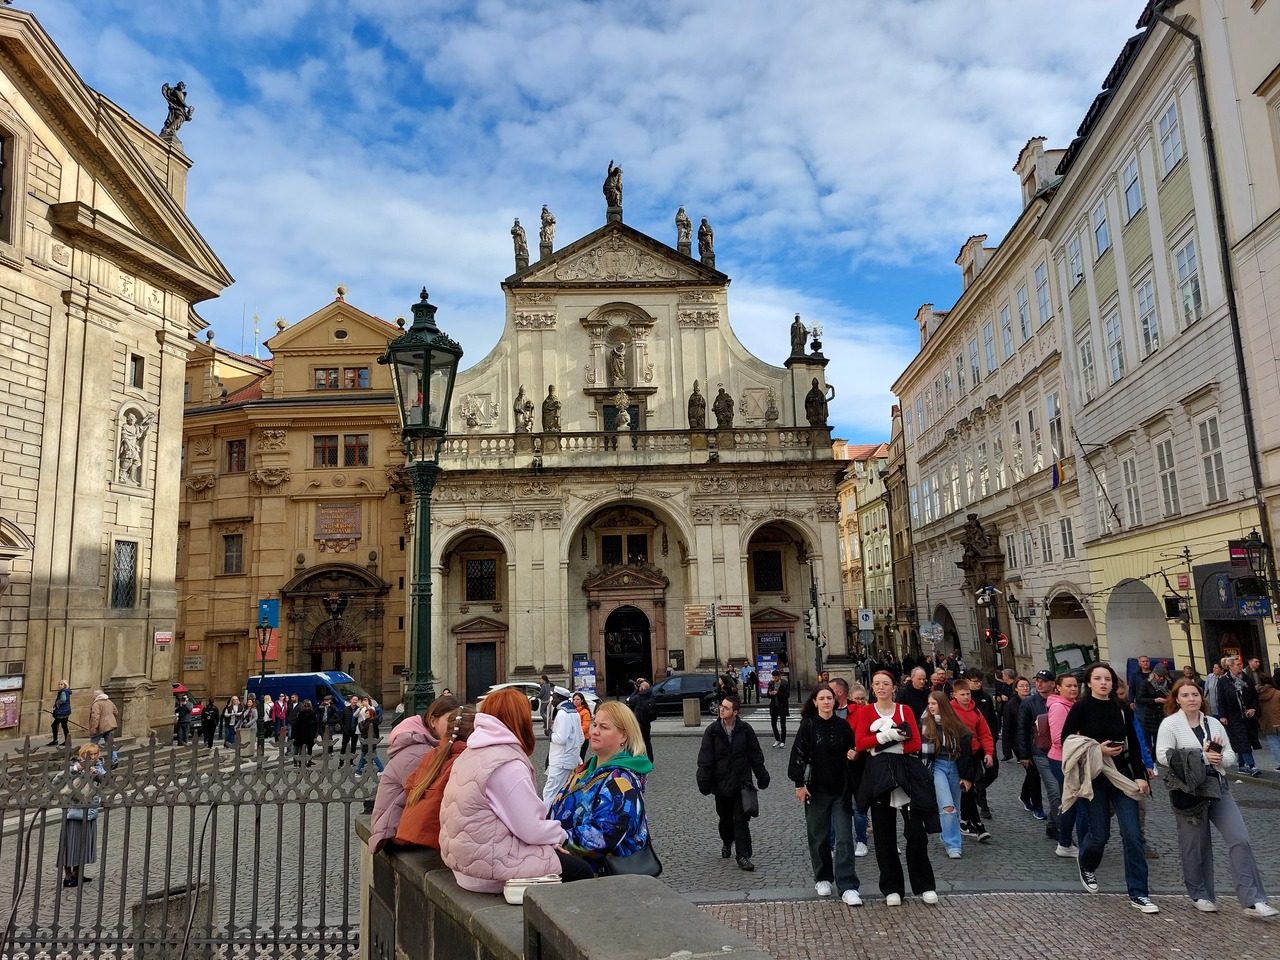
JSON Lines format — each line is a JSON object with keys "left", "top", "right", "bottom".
{"left": 649, "top": 673, "right": 721, "bottom": 715}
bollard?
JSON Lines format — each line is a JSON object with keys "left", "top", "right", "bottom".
{"left": 682, "top": 697, "right": 702, "bottom": 727}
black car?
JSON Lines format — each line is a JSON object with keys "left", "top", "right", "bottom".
{"left": 648, "top": 673, "right": 722, "bottom": 716}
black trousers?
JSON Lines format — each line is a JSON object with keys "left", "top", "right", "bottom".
{"left": 869, "top": 795, "right": 935, "bottom": 896}
{"left": 770, "top": 712, "right": 787, "bottom": 743}
{"left": 50, "top": 717, "right": 69, "bottom": 742}
{"left": 715, "top": 792, "right": 752, "bottom": 858}
{"left": 1020, "top": 762, "right": 1042, "bottom": 808}
{"left": 556, "top": 850, "right": 595, "bottom": 882}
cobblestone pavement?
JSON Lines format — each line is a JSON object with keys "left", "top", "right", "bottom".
{"left": 530, "top": 709, "right": 1280, "bottom": 912}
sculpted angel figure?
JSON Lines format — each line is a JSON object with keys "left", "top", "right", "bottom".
{"left": 117, "top": 410, "right": 156, "bottom": 484}
{"left": 603, "top": 161, "right": 623, "bottom": 208}
{"left": 160, "top": 82, "right": 195, "bottom": 138}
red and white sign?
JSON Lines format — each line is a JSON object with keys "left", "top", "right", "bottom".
{"left": 153, "top": 630, "right": 174, "bottom": 646}
{"left": 1177, "top": 573, "right": 1190, "bottom": 590}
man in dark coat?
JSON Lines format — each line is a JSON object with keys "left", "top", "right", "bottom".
{"left": 625, "top": 679, "right": 657, "bottom": 762}
{"left": 696, "top": 695, "right": 770, "bottom": 872}
{"left": 767, "top": 672, "right": 791, "bottom": 747}
{"left": 895, "top": 668, "right": 931, "bottom": 724}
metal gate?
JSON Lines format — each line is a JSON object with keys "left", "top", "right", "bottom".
{"left": 0, "top": 736, "right": 375, "bottom": 959}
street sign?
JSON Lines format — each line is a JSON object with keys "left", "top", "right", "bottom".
{"left": 718, "top": 604, "right": 743, "bottom": 617}
{"left": 857, "top": 608, "right": 873, "bottom": 630}
{"left": 1177, "top": 573, "right": 1190, "bottom": 590}
{"left": 153, "top": 630, "right": 173, "bottom": 646}
{"left": 996, "top": 634, "right": 1010, "bottom": 650}
{"left": 684, "top": 603, "right": 712, "bottom": 638}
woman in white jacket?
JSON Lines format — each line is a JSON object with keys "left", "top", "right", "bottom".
{"left": 1155, "top": 678, "right": 1277, "bottom": 918}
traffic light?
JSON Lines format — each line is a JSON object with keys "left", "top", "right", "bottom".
{"left": 804, "top": 608, "right": 818, "bottom": 639}
{"left": 982, "top": 628, "right": 994, "bottom": 645}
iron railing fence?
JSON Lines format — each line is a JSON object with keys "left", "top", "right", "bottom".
{"left": 0, "top": 737, "right": 376, "bottom": 960}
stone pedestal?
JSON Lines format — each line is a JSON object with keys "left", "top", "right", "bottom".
{"left": 677, "top": 241, "right": 691, "bottom": 257}
{"left": 515, "top": 254, "right": 529, "bottom": 271}
{"left": 606, "top": 206, "right": 622, "bottom": 223}
{"left": 700, "top": 253, "right": 716, "bottom": 269}
{"left": 105, "top": 675, "right": 158, "bottom": 742}
{"left": 539, "top": 242, "right": 552, "bottom": 260}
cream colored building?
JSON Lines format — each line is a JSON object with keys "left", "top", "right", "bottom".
{"left": 886, "top": 405, "right": 919, "bottom": 656}
{"left": 0, "top": 11, "right": 231, "bottom": 739}
{"left": 177, "top": 296, "right": 408, "bottom": 705}
{"left": 834, "top": 441, "right": 891, "bottom": 654}
{"left": 894, "top": 139, "right": 1090, "bottom": 677}
{"left": 433, "top": 204, "right": 842, "bottom": 699}
{"left": 1045, "top": 5, "right": 1265, "bottom": 671}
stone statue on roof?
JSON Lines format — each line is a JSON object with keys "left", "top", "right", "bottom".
{"left": 160, "top": 82, "right": 195, "bottom": 139}
{"left": 603, "top": 161, "right": 623, "bottom": 209}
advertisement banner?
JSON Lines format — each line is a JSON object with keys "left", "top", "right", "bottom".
{"left": 756, "top": 654, "right": 778, "bottom": 697}
{"left": 572, "top": 660, "right": 597, "bottom": 696}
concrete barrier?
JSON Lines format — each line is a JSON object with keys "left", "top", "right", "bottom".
{"left": 357, "top": 817, "right": 772, "bottom": 960}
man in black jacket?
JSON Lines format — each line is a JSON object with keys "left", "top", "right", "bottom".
{"left": 1017, "top": 670, "right": 1063, "bottom": 847}
{"left": 696, "top": 695, "right": 770, "bottom": 872}
{"left": 625, "top": 679, "right": 657, "bottom": 762}
{"left": 895, "top": 668, "right": 931, "bottom": 723}
{"left": 339, "top": 695, "right": 360, "bottom": 766}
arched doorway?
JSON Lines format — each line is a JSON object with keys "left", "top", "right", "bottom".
{"left": 932, "top": 604, "right": 961, "bottom": 657}
{"left": 280, "top": 563, "right": 390, "bottom": 683}
{"left": 1104, "top": 579, "right": 1172, "bottom": 665}
{"left": 604, "top": 605, "right": 652, "bottom": 696}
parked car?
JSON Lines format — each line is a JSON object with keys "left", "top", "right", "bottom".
{"left": 648, "top": 673, "right": 721, "bottom": 716}
{"left": 245, "top": 671, "right": 381, "bottom": 719}
{"left": 476, "top": 682, "right": 600, "bottom": 715}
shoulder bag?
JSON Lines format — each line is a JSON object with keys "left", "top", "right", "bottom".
{"left": 601, "top": 793, "right": 663, "bottom": 878}
{"left": 740, "top": 783, "right": 760, "bottom": 819}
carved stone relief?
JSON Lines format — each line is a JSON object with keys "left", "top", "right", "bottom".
{"left": 677, "top": 309, "right": 719, "bottom": 327}
{"left": 258, "top": 429, "right": 287, "bottom": 450}
{"left": 554, "top": 235, "right": 680, "bottom": 282}
{"left": 250, "top": 468, "right": 291, "bottom": 488}
{"left": 459, "top": 393, "right": 500, "bottom": 428}
{"left": 679, "top": 291, "right": 715, "bottom": 303}
{"left": 512, "top": 513, "right": 536, "bottom": 530}
{"left": 514, "top": 312, "right": 557, "bottom": 329}
{"left": 193, "top": 437, "right": 213, "bottom": 458}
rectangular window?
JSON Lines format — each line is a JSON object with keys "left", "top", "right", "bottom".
{"left": 982, "top": 322, "right": 996, "bottom": 374}
{"left": 1060, "top": 518, "right": 1076, "bottom": 559}
{"left": 978, "top": 442, "right": 990, "bottom": 497}
{"left": 314, "top": 368, "right": 340, "bottom": 390}
{"left": 313, "top": 435, "right": 340, "bottom": 468}
{"left": 627, "top": 534, "right": 649, "bottom": 564}
{"left": 1092, "top": 200, "right": 1111, "bottom": 256}
{"left": 1017, "top": 285, "right": 1031, "bottom": 341}
{"left": 1157, "top": 437, "right": 1181, "bottom": 515}
{"left": 466, "top": 558, "right": 498, "bottom": 601}
{"left": 904, "top": 406, "right": 914, "bottom": 444}
{"left": 343, "top": 434, "right": 370, "bottom": 467}
{"left": 226, "top": 439, "right": 247, "bottom": 473}
{"left": 1028, "top": 409, "right": 1043, "bottom": 473}
{"left": 1199, "top": 415, "right": 1226, "bottom": 503}
{"left": 1078, "top": 334, "right": 1098, "bottom": 403}
{"left": 752, "top": 550, "right": 785, "bottom": 592}
{"left": 915, "top": 398, "right": 924, "bottom": 437}
{"left": 943, "top": 368, "right": 952, "bottom": 408}
{"left": 1024, "top": 530, "right": 1035, "bottom": 567}
{"left": 1005, "top": 534, "right": 1019, "bottom": 570}
{"left": 941, "top": 464, "right": 953, "bottom": 515}
{"left": 601, "top": 535, "right": 623, "bottom": 566}
{"left": 1122, "top": 456, "right": 1143, "bottom": 528}
{"left": 934, "top": 377, "right": 943, "bottom": 416}
{"left": 922, "top": 478, "right": 933, "bottom": 524}
{"left": 110, "top": 540, "right": 138, "bottom": 609}
{"left": 964, "top": 453, "right": 975, "bottom": 503}
{"left": 1158, "top": 101, "right": 1183, "bottom": 173}
{"left": 222, "top": 533, "right": 244, "bottom": 575}
{"left": 1000, "top": 305, "right": 1014, "bottom": 358}
{"left": 1067, "top": 236, "right": 1083, "bottom": 286}
{"left": 1039, "top": 523, "right": 1053, "bottom": 563}
{"left": 1122, "top": 156, "right": 1142, "bottom": 219}
{"left": 956, "top": 354, "right": 966, "bottom": 393}
{"left": 1036, "top": 261, "right": 1052, "bottom": 324}
{"left": 910, "top": 487, "right": 919, "bottom": 525}
{"left": 1135, "top": 277, "right": 1160, "bottom": 357}
{"left": 924, "top": 390, "right": 934, "bottom": 429}
{"left": 969, "top": 338, "right": 981, "bottom": 385}
{"left": 343, "top": 367, "right": 371, "bottom": 390}
{"left": 1105, "top": 311, "right": 1126, "bottom": 383}
{"left": 993, "top": 430, "right": 1005, "bottom": 491}
{"left": 1046, "top": 392, "right": 1063, "bottom": 460}
{"left": 1011, "top": 420, "right": 1024, "bottom": 482}
{"left": 949, "top": 462, "right": 961, "bottom": 510}
{"left": 129, "top": 354, "right": 145, "bottom": 389}
{"left": 1175, "top": 237, "right": 1202, "bottom": 327}
{"left": 183, "top": 381, "right": 190, "bottom": 403}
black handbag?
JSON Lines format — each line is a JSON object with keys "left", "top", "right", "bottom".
{"left": 603, "top": 837, "right": 663, "bottom": 877}
{"left": 740, "top": 784, "right": 760, "bottom": 819}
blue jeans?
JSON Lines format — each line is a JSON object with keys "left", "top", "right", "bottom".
{"left": 932, "top": 759, "right": 963, "bottom": 854}
{"left": 854, "top": 806, "right": 868, "bottom": 845}
{"left": 1237, "top": 750, "right": 1257, "bottom": 771}
{"left": 806, "top": 792, "right": 858, "bottom": 892}
{"left": 1078, "top": 775, "right": 1149, "bottom": 899}
{"left": 1266, "top": 731, "right": 1280, "bottom": 768}
{"left": 356, "top": 743, "right": 384, "bottom": 774}
{"left": 1047, "top": 758, "right": 1086, "bottom": 847}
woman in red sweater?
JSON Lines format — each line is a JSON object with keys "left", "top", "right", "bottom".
{"left": 950, "top": 684, "right": 995, "bottom": 842}
{"left": 852, "top": 671, "right": 939, "bottom": 906}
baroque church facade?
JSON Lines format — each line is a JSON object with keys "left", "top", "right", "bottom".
{"left": 435, "top": 195, "right": 843, "bottom": 699}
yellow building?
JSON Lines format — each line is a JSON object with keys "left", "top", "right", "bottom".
{"left": 178, "top": 294, "right": 408, "bottom": 705}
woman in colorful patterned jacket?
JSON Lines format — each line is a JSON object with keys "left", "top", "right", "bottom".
{"left": 549, "top": 700, "right": 654, "bottom": 876}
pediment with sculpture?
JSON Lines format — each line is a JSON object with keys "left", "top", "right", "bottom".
{"left": 582, "top": 562, "right": 670, "bottom": 592}
{"left": 513, "top": 223, "right": 720, "bottom": 286}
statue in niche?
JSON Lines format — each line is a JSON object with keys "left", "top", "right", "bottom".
{"left": 804, "top": 377, "right": 835, "bottom": 427}
{"left": 160, "top": 82, "right": 195, "bottom": 138}
{"left": 790, "top": 313, "right": 808, "bottom": 356}
{"left": 675, "top": 206, "right": 692, "bottom": 247}
{"left": 608, "top": 343, "right": 627, "bottom": 386}
{"left": 603, "top": 160, "right": 623, "bottom": 208}
{"left": 712, "top": 387, "right": 735, "bottom": 429}
{"left": 540, "top": 205, "right": 556, "bottom": 246}
{"left": 513, "top": 385, "right": 534, "bottom": 433}
{"left": 117, "top": 409, "right": 156, "bottom": 484}
{"left": 511, "top": 219, "right": 529, "bottom": 266}
{"left": 698, "top": 218, "right": 714, "bottom": 258}
{"left": 687, "top": 380, "right": 706, "bottom": 429}
{"left": 542, "top": 385, "right": 562, "bottom": 432}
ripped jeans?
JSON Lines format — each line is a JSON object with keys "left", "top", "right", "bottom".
{"left": 932, "top": 757, "right": 963, "bottom": 854}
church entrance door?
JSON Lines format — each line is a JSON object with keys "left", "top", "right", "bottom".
{"left": 603, "top": 605, "right": 652, "bottom": 696}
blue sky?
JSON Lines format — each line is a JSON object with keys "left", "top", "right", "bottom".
{"left": 34, "top": 0, "right": 1142, "bottom": 442}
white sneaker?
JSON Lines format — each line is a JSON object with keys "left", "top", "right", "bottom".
{"left": 885, "top": 893, "right": 902, "bottom": 906}
{"left": 947, "top": 850, "right": 962, "bottom": 859}
{"left": 1055, "top": 844, "right": 1079, "bottom": 858}
{"left": 854, "top": 842, "right": 868, "bottom": 857}
{"left": 841, "top": 889, "right": 862, "bottom": 906}
{"left": 921, "top": 890, "right": 939, "bottom": 905}
{"left": 1193, "top": 899, "right": 1218, "bottom": 912}
{"left": 1246, "top": 902, "right": 1280, "bottom": 918}
{"left": 815, "top": 881, "right": 834, "bottom": 897}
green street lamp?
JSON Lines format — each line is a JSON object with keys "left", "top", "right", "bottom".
{"left": 256, "top": 611, "right": 272, "bottom": 751}
{"left": 379, "top": 288, "right": 463, "bottom": 716}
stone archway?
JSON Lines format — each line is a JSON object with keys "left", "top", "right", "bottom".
{"left": 1104, "top": 579, "right": 1172, "bottom": 665}
{"left": 603, "top": 605, "right": 653, "bottom": 696}
{"left": 280, "top": 563, "right": 390, "bottom": 682}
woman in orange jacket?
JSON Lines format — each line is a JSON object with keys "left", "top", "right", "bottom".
{"left": 395, "top": 707, "right": 477, "bottom": 849}
{"left": 572, "top": 692, "right": 592, "bottom": 762}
